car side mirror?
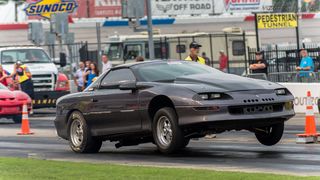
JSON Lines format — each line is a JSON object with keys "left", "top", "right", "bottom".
{"left": 119, "top": 81, "right": 137, "bottom": 91}
{"left": 59, "top": 52, "right": 67, "bottom": 67}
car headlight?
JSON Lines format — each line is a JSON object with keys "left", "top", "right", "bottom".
{"left": 198, "top": 93, "right": 224, "bottom": 100}
{"left": 275, "top": 89, "right": 287, "bottom": 95}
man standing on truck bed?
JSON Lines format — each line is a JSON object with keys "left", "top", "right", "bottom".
{"left": 9, "top": 61, "right": 34, "bottom": 99}
{"left": 185, "top": 42, "right": 206, "bottom": 65}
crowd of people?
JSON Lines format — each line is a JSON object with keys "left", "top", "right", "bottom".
{"left": 249, "top": 48, "right": 315, "bottom": 81}
{"left": 70, "top": 41, "right": 318, "bottom": 92}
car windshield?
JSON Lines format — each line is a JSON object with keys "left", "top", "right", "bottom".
{"left": 1, "top": 49, "right": 51, "bottom": 64}
{"left": 0, "top": 83, "right": 8, "bottom": 90}
{"left": 132, "top": 61, "right": 223, "bottom": 82}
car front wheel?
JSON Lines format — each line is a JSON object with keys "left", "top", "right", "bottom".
{"left": 255, "top": 122, "right": 284, "bottom": 146}
{"left": 153, "top": 107, "right": 184, "bottom": 154}
{"left": 68, "top": 111, "right": 102, "bottom": 153}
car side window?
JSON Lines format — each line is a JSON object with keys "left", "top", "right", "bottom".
{"left": 100, "top": 68, "right": 136, "bottom": 88}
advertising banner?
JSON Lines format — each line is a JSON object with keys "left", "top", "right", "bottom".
{"left": 24, "top": 0, "right": 78, "bottom": 19}
{"left": 152, "top": 0, "right": 214, "bottom": 16}
{"left": 257, "top": 13, "right": 298, "bottom": 29}
{"left": 26, "top": 0, "right": 122, "bottom": 19}
{"left": 89, "top": 0, "right": 122, "bottom": 18}
{"left": 214, "top": 0, "right": 273, "bottom": 13}
{"left": 280, "top": 83, "right": 320, "bottom": 113}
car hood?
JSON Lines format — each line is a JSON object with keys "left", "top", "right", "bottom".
{"left": 0, "top": 89, "right": 15, "bottom": 99}
{"left": 0, "top": 89, "right": 30, "bottom": 100}
{"left": 174, "top": 73, "right": 283, "bottom": 93}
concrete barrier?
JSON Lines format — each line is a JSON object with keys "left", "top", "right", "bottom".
{"left": 280, "top": 83, "right": 320, "bottom": 113}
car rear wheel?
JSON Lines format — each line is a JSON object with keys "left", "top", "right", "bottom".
{"left": 68, "top": 111, "right": 102, "bottom": 153}
{"left": 153, "top": 107, "right": 184, "bottom": 154}
{"left": 255, "top": 122, "right": 284, "bottom": 146}
{"left": 12, "top": 115, "right": 22, "bottom": 124}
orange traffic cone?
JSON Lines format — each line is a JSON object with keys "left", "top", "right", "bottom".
{"left": 296, "top": 91, "right": 320, "bottom": 143}
{"left": 17, "top": 102, "right": 34, "bottom": 135}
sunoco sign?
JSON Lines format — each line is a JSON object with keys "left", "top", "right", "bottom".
{"left": 152, "top": 0, "right": 213, "bottom": 16}
{"left": 25, "top": 0, "right": 78, "bottom": 19}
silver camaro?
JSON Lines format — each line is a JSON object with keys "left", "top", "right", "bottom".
{"left": 55, "top": 60, "right": 295, "bottom": 154}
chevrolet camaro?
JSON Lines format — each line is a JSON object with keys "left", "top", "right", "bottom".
{"left": 0, "top": 83, "right": 32, "bottom": 123}
{"left": 55, "top": 60, "right": 295, "bottom": 154}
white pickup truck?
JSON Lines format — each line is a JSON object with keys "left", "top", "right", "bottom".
{"left": 1, "top": 46, "right": 70, "bottom": 108}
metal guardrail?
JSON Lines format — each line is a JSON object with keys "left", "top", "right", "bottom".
{"left": 243, "top": 71, "right": 318, "bottom": 83}
{"left": 243, "top": 73, "right": 268, "bottom": 80}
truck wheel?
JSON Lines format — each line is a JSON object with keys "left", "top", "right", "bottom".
{"left": 153, "top": 107, "right": 184, "bottom": 154}
{"left": 12, "top": 115, "right": 22, "bottom": 124}
{"left": 255, "top": 122, "right": 284, "bottom": 146}
{"left": 68, "top": 111, "right": 102, "bottom": 153}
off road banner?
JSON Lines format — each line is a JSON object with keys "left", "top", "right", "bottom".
{"left": 257, "top": 13, "right": 298, "bottom": 29}
{"left": 152, "top": 0, "right": 214, "bottom": 16}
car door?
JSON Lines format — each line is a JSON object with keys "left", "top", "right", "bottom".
{"left": 88, "top": 68, "right": 141, "bottom": 135}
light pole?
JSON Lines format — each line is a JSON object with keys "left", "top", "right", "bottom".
{"left": 146, "top": 0, "right": 155, "bottom": 59}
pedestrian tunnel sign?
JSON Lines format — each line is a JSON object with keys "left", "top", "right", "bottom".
{"left": 257, "top": 13, "right": 298, "bottom": 29}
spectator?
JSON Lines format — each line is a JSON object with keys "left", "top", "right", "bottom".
{"left": 219, "top": 50, "right": 228, "bottom": 73}
{"left": 135, "top": 56, "right": 144, "bottom": 62}
{"left": 101, "top": 54, "right": 112, "bottom": 73}
{"left": 9, "top": 61, "right": 34, "bottom": 99}
{"left": 296, "top": 49, "right": 314, "bottom": 78}
{"left": 202, "top": 52, "right": 211, "bottom": 66}
{"left": 185, "top": 42, "right": 206, "bottom": 65}
{"left": 73, "top": 61, "right": 86, "bottom": 92}
{"left": 249, "top": 51, "right": 268, "bottom": 75}
{"left": 84, "top": 60, "right": 92, "bottom": 87}
{"left": 0, "top": 64, "right": 9, "bottom": 86}
{"left": 84, "top": 63, "right": 99, "bottom": 88}
{"left": 85, "top": 60, "right": 92, "bottom": 72}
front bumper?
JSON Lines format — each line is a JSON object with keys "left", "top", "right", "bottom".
{"left": 0, "top": 103, "right": 32, "bottom": 116}
{"left": 33, "top": 91, "right": 69, "bottom": 109}
{"left": 176, "top": 101, "right": 295, "bottom": 129}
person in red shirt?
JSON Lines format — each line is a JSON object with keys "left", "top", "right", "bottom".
{"left": 219, "top": 50, "right": 228, "bottom": 73}
{"left": 0, "top": 64, "right": 9, "bottom": 86}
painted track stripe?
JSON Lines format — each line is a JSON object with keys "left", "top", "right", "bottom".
{"left": 0, "top": 23, "right": 28, "bottom": 30}
{"left": 103, "top": 18, "right": 175, "bottom": 27}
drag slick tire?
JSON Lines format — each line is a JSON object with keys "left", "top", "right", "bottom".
{"left": 152, "top": 107, "right": 185, "bottom": 154}
{"left": 68, "top": 111, "right": 102, "bottom": 153}
{"left": 12, "top": 115, "right": 22, "bottom": 124}
{"left": 255, "top": 122, "right": 284, "bottom": 146}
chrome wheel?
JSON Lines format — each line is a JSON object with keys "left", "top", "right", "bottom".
{"left": 70, "top": 119, "right": 84, "bottom": 147}
{"left": 157, "top": 116, "right": 173, "bottom": 147}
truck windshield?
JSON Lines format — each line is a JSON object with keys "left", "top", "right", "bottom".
{"left": 105, "top": 43, "right": 122, "bottom": 61}
{"left": 1, "top": 49, "right": 51, "bottom": 64}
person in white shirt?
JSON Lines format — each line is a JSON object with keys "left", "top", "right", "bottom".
{"left": 102, "top": 54, "right": 112, "bottom": 73}
{"left": 73, "top": 61, "right": 86, "bottom": 92}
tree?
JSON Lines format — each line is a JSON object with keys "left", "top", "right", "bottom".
{"left": 0, "top": 0, "right": 26, "bottom": 22}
